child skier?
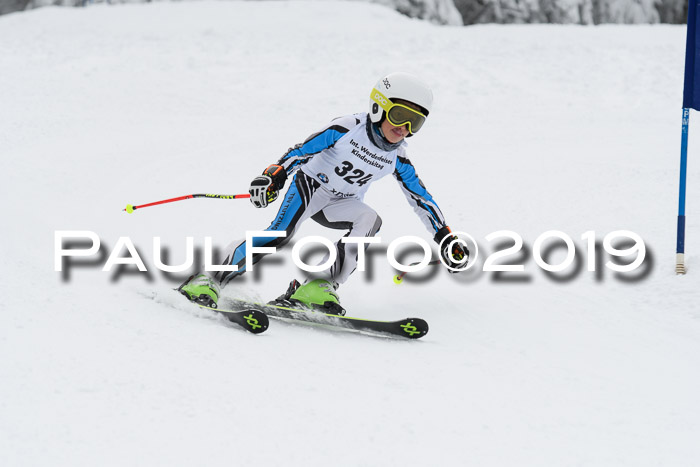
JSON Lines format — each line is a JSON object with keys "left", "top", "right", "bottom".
{"left": 179, "top": 72, "right": 468, "bottom": 314}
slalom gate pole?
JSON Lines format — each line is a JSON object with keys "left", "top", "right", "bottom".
{"left": 123, "top": 193, "right": 250, "bottom": 213}
{"left": 677, "top": 0, "right": 700, "bottom": 274}
{"left": 677, "top": 108, "right": 690, "bottom": 274}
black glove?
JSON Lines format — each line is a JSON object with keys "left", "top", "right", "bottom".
{"left": 249, "top": 164, "right": 287, "bottom": 208}
{"left": 434, "top": 226, "right": 470, "bottom": 273}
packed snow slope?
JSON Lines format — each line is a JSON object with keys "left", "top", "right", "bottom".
{"left": 2, "top": 2, "right": 700, "bottom": 466}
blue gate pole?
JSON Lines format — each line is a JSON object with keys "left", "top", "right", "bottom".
{"left": 677, "top": 107, "right": 690, "bottom": 274}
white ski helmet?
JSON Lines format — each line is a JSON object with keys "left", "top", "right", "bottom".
{"left": 368, "top": 72, "right": 433, "bottom": 127}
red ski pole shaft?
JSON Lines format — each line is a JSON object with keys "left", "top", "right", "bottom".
{"left": 123, "top": 193, "right": 250, "bottom": 213}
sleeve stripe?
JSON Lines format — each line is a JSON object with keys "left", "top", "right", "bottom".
{"left": 278, "top": 125, "right": 350, "bottom": 174}
{"left": 302, "top": 125, "right": 350, "bottom": 145}
{"left": 394, "top": 156, "right": 446, "bottom": 234}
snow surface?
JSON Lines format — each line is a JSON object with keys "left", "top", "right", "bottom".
{"left": 2, "top": 1, "right": 700, "bottom": 466}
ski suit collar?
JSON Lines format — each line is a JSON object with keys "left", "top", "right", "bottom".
{"left": 366, "top": 117, "right": 403, "bottom": 152}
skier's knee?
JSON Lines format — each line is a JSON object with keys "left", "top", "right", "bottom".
{"left": 371, "top": 213, "right": 382, "bottom": 235}
{"left": 357, "top": 210, "right": 382, "bottom": 236}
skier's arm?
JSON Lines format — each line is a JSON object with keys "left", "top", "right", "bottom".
{"left": 249, "top": 118, "right": 352, "bottom": 208}
{"left": 393, "top": 155, "right": 448, "bottom": 236}
{"left": 393, "top": 157, "right": 470, "bottom": 272}
{"left": 276, "top": 121, "right": 352, "bottom": 176}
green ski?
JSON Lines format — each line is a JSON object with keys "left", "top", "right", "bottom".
{"left": 224, "top": 298, "right": 428, "bottom": 339}
{"left": 196, "top": 303, "right": 269, "bottom": 335}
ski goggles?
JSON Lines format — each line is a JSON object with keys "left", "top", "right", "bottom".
{"left": 371, "top": 89, "right": 427, "bottom": 134}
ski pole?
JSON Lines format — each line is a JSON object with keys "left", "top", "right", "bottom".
{"left": 123, "top": 193, "right": 250, "bottom": 213}
{"left": 393, "top": 260, "right": 441, "bottom": 284}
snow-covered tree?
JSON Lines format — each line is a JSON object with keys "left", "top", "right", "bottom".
{"left": 0, "top": 0, "right": 689, "bottom": 24}
{"left": 0, "top": 0, "right": 31, "bottom": 15}
{"left": 369, "top": 0, "right": 464, "bottom": 25}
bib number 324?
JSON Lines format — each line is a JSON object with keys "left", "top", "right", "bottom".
{"left": 334, "top": 161, "right": 373, "bottom": 186}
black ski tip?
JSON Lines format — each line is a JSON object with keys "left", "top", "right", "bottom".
{"left": 398, "top": 318, "right": 429, "bottom": 339}
{"left": 234, "top": 309, "right": 270, "bottom": 334}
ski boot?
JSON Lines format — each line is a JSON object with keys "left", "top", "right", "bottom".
{"left": 178, "top": 274, "right": 220, "bottom": 308}
{"left": 271, "top": 279, "right": 345, "bottom": 316}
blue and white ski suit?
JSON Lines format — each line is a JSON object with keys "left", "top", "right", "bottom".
{"left": 214, "top": 112, "right": 447, "bottom": 286}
